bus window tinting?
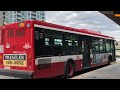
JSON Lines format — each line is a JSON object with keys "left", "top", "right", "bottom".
{"left": 99, "top": 39, "right": 106, "bottom": 52}
{"left": 92, "top": 38, "right": 99, "bottom": 53}
{"left": 45, "top": 29, "right": 63, "bottom": 46}
{"left": 65, "top": 33, "right": 78, "bottom": 46}
{"left": 111, "top": 41, "right": 114, "bottom": 51}
{"left": 106, "top": 40, "right": 111, "bottom": 52}
{"left": 92, "top": 38, "right": 112, "bottom": 53}
{"left": 63, "top": 33, "right": 80, "bottom": 55}
{"left": 34, "top": 27, "right": 82, "bottom": 57}
{"left": 45, "top": 38, "right": 49, "bottom": 46}
{"left": 45, "top": 29, "right": 63, "bottom": 56}
{"left": 54, "top": 39, "right": 63, "bottom": 46}
{"left": 35, "top": 31, "right": 40, "bottom": 40}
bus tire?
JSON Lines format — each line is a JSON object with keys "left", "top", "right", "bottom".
{"left": 64, "top": 61, "right": 75, "bottom": 79}
{"left": 108, "top": 55, "right": 112, "bottom": 65}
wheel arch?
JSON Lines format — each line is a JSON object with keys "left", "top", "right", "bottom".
{"left": 64, "top": 58, "right": 76, "bottom": 72}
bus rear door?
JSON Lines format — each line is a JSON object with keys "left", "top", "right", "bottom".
{"left": 83, "top": 36, "right": 91, "bottom": 69}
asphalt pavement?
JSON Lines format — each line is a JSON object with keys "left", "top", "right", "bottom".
{"left": 72, "top": 58, "right": 120, "bottom": 79}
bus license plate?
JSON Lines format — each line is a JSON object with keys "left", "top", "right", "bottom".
{"left": 3, "top": 54, "right": 27, "bottom": 67}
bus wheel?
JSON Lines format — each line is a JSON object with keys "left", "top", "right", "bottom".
{"left": 108, "top": 55, "right": 112, "bottom": 65}
{"left": 64, "top": 61, "right": 75, "bottom": 79}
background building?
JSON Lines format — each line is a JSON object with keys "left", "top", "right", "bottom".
{"left": 0, "top": 11, "right": 3, "bottom": 26}
{"left": 0, "top": 11, "right": 45, "bottom": 26}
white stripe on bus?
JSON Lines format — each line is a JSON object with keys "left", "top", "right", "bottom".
{"left": 35, "top": 55, "right": 83, "bottom": 65}
{"left": 35, "top": 53, "right": 112, "bottom": 65}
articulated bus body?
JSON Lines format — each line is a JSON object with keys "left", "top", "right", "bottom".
{"left": 0, "top": 20, "right": 116, "bottom": 79}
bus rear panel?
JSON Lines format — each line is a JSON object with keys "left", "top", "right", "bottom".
{"left": 0, "top": 21, "right": 35, "bottom": 79}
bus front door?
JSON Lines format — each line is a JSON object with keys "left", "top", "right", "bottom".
{"left": 83, "top": 36, "right": 91, "bottom": 69}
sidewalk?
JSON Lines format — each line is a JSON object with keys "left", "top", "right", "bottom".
{"left": 72, "top": 61, "right": 120, "bottom": 79}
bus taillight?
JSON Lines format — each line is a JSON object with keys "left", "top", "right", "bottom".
{"left": 28, "top": 55, "right": 32, "bottom": 60}
{"left": 0, "top": 55, "right": 2, "bottom": 60}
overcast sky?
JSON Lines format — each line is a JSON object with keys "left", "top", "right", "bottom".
{"left": 45, "top": 11, "right": 120, "bottom": 41}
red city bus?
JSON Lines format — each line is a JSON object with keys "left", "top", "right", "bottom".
{"left": 0, "top": 20, "right": 116, "bottom": 79}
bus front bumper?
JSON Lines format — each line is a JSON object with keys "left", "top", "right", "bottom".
{"left": 0, "top": 69, "right": 34, "bottom": 79}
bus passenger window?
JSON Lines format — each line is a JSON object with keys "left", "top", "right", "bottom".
{"left": 99, "top": 39, "right": 106, "bottom": 52}
{"left": 92, "top": 38, "right": 99, "bottom": 53}
{"left": 106, "top": 40, "right": 111, "bottom": 52}
{"left": 35, "top": 31, "right": 39, "bottom": 40}
{"left": 54, "top": 39, "right": 63, "bottom": 46}
{"left": 45, "top": 38, "right": 49, "bottom": 46}
{"left": 40, "top": 33, "right": 43, "bottom": 39}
